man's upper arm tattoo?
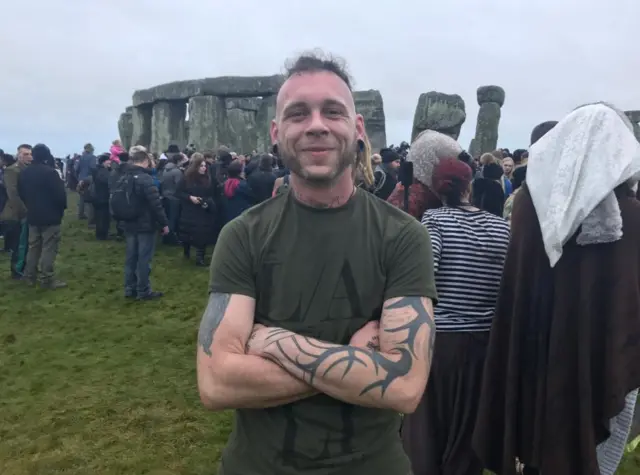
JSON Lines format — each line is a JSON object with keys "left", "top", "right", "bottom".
{"left": 198, "top": 293, "right": 231, "bottom": 356}
{"left": 261, "top": 296, "right": 435, "bottom": 398}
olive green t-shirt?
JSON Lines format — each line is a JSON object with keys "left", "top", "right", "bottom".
{"left": 209, "top": 189, "right": 437, "bottom": 475}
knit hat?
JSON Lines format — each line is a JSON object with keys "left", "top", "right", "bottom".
{"left": 167, "top": 144, "right": 180, "bottom": 154}
{"left": 380, "top": 148, "right": 401, "bottom": 164}
{"left": 98, "top": 154, "right": 111, "bottom": 165}
{"left": 32, "top": 143, "right": 52, "bottom": 164}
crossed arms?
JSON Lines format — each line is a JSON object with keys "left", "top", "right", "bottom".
{"left": 196, "top": 292, "right": 435, "bottom": 413}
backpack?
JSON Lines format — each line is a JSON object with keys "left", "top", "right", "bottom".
{"left": 110, "top": 174, "right": 142, "bottom": 221}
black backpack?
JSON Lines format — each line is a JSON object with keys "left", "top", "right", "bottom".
{"left": 110, "top": 174, "right": 142, "bottom": 221}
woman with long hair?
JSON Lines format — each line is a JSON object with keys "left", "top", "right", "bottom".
{"left": 175, "top": 153, "right": 217, "bottom": 266}
{"left": 402, "top": 157, "right": 510, "bottom": 475}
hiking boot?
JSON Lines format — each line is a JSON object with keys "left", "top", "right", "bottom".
{"left": 137, "top": 291, "right": 164, "bottom": 301}
{"left": 41, "top": 280, "right": 67, "bottom": 290}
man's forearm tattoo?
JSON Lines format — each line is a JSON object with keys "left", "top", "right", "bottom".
{"left": 261, "top": 296, "right": 434, "bottom": 398}
{"left": 198, "top": 293, "right": 231, "bottom": 356}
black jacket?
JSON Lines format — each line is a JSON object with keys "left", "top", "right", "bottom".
{"left": 247, "top": 169, "right": 276, "bottom": 203}
{"left": 92, "top": 166, "right": 112, "bottom": 206}
{"left": 17, "top": 162, "right": 67, "bottom": 226}
{"left": 122, "top": 165, "right": 169, "bottom": 234}
{"left": 176, "top": 176, "right": 218, "bottom": 247}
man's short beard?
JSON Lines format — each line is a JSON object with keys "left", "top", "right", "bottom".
{"left": 280, "top": 141, "right": 358, "bottom": 188}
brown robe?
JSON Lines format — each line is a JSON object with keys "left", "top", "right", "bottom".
{"left": 472, "top": 184, "right": 640, "bottom": 475}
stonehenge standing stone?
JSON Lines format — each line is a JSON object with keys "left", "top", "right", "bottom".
{"left": 411, "top": 92, "right": 466, "bottom": 142}
{"left": 117, "top": 107, "right": 133, "bottom": 150}
{"left": 354, "top": 90, "right": 387, "bottom": 152}
{"left": 222, "top": 98, "right": 260, "bottom": 153}
{"left": 131, "top": 105, "right": 152, "bottom": 149}
{"left": 187, "top": 96, "right": 226, "bottom": 152}
{"left": 255, "top": 96, "right": 277, "bottom": 153}
{"left": 469, "top": 86, "right": 505, "bottom": 157}
{"left": 150, "top": 101, "right": 187, "bottom": 153}
{"left": 123, "top": 77, "right": 390, "bottom": 154}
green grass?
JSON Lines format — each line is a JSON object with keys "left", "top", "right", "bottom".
{"left": 0, "top": 193, "right": 637, "bottom": 474}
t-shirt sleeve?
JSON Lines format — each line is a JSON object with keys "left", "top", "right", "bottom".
{"left": 208, "top": 218, "right": 256, "bottom": 298}
{"left": 384, "top": 219, "right": 438, "bottom": 303}
{"left": 421, "top": 212, "right": 442, "bottom": 273}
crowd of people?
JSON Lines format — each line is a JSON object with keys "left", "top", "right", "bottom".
{"left": 2, "top": 50, "right": 640, "bottom": 475}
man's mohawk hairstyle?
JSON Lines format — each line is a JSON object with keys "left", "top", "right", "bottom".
{"left": 284, "top": 49, "right": 354, "bottom": 90}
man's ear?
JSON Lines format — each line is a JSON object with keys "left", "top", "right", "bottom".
{"left": 270, "top": 119, "right": 278, "bottom": 148}
{"left": 355, "top": 114, "right": 366, "bottom": 141}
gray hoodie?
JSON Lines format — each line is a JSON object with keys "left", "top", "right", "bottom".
{"left": 160, "top": 162, "right": 182, "bottom": 199}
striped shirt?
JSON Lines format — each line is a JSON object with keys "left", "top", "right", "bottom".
{"left": 421, "top": 206, "right": 510, "bottom": 332}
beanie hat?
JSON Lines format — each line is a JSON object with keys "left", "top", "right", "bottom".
{"left": 380, "top": 148, "right": 401, "bottom": 164}
{"left": 32, "top": 143, "right": 52, "bottom": 164}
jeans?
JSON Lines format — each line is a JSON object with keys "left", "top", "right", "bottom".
{"left": 162, "top": 197, "right": 181, "bottom": 244}
{"left": 3, "top": 220, "right": 28, "bottom": 277}
{"left": 78, "top": 195, "right": 94, "bottom": 224}
{"left": 93, "top": 203, "right": 111, "bottom": 240}
{"left": 24, "top": 224, "right": 61, "bottom": 283}
{"left": 124, "top": 232, "right": 157, "bottom": 296}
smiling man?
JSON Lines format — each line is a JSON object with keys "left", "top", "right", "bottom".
{"left": 196, "top": 52, "right": 437, "bottom": 475}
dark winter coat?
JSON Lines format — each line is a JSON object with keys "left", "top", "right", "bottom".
{"left": 121, "top": 165, "right": 168, "bottom": 234}
{"left": 175, "top": 175, "right": 217, "bottom": 247}
{"left": 222, "top": 178, "right": 255, "bottom": 225}
{"left": 247, "top": 169, "right": 276, "bottom": 203}
{"left": 17, "top": 162, "right": 67, "bottom": 226}
{"left": 92, "top": 166, "right": 112, "bottom": 205}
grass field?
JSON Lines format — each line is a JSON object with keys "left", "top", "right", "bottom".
{"left": 0, "top": 193, "right": 638, "bottom": 474}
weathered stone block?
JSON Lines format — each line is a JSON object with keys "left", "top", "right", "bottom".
{"left": 224, "top": 98, "right": 261, "bottom": 111}
{"left": 354, "top": 90, "right": 387, "bottom": 152}
{"left": 118, "top": 110, "right": 133, "bottom": 151}
{"left": 473, "top": 102, "right": 501, "bottom": 154}
{"left": 132, "top": 75, "right": 284, "bottom": 107}
{"left": 187, "top": 96, "right": 226, "bottom": 152}
{"left": 256, "top": 96, "right": 277, "bottom": 153}
{"left": 411, "top": 92, "right": 466, "bottom": 141}
{"left": 131, "top": 105, "right": 152, "bottom": 149}
{"left": 223, "top": 109, "right": 258, "bottom": 154}
{"left": 150, "top": 101, "right": 187, "bottom": 153}
{"left": 477, "top": 86, "right": 505, "bottom": 106}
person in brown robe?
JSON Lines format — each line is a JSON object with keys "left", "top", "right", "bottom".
{"left": 472, "top": 104, "right": 640, "bottom": 475}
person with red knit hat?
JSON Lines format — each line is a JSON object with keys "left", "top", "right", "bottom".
{"left": 402, "top": 157, "right": 511, "bottom": 475}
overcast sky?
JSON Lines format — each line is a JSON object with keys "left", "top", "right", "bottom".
{"left": 2, "top": 0, "right": 639, "bottom": 156}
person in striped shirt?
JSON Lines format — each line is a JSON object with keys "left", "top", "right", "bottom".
{"left": 402, "top": 157, "right": 510, "bottom": 475}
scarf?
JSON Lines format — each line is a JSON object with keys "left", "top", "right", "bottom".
{"left": 527, "top": 103, "right": 640, "bottom": 267}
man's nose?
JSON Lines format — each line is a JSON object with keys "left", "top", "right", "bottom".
{"left": 305, "top": 110, "right": 330, "bottom": 135}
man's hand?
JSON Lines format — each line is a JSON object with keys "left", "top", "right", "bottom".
{"left": 161, "top": 226, "right": 169, "bottom": 235}
{"left": 350, "top": 321, "right": 380, "bottom": 351}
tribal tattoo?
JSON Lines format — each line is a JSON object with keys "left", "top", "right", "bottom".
{"left": 198, "top": 293, "right": 231, "bottom": 356}
{"left": 259, "top": 296, "right": 434, "bottom": 398}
